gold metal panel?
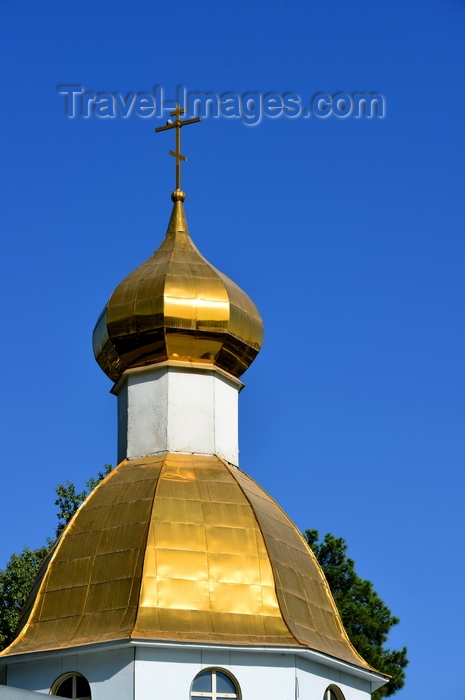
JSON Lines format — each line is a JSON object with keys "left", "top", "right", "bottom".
{"left": 134, "top": 275, "right": 166, "bottom": 303}
{"left": 1, "top": 453, "right": 375, "bottom": 671}
{"left": 133, "top": 297, "right": 164, "bottom": 325}
{"left": 197, "top": 478, "right": 249, "bottom": 503}
{"left": 205, "top": 525, "right": 258, "bottom": 555}
{"left": 209, "top": 582, "right": 263, "bottom": 615}
{"left": 203, "top": 502, "right": 253, "bottom": 528}
{"left": 229, "top": 304, "right": 263, "bottom": 347}
{"left": 73, "top": 608, "right": 134, "bottom": 640}
{"left": 93, "top": 200, "right": 263, "bottom": 381}
{"left": 191, "top": 337, "right": 224, "bottom": 361}
{"left": 39, "top": 586, "right": 88, "bottom": 621}
{"left": 43, "top": 557, "right": 93, "bottom": 591}
{"left": 106, "top": 301, "right": 138, "bottom": 326}
{"left": 84, "top": 578, "right": 134, "bottom": 613}
{"left": 192, "top": 275, "right": 229, "bottom": 302}
{"left": 133, "top": 454, "right": 294, "bottom": 644}
{"left": 152, "top": 521, "right": 206, "bottom": 551}
{"left": 154, "top": 608, "right": 211, "bottom": 635}
{"left": 155, "top": 578, "right": 211, "bottom": 611}
{"left": 92, "top": 309, "right": 110, "bottom": 359}
{"left": 164, "top": 295, "right": 198, "bottom": 324}
{"left": 207, "top": 553, "right": 261, "bottom": 585}
{"left": 196, "top": 300, "right": 229, "bottom": 325}
{"left": 155, "top": 548, "right": 209, "bottom": 581}
{"left": 153, "top": 493, "right": 204, "bottom": 524}
{"left": 261, "top": 578, "right": 284, "bottom": 611}
{"left": 2, "top": 457, "right": 164, "bottom": 656}
{"left": 229, "top": 465, "right": 374, "bottom": 670}
{"left": 90, "top": 550, "right": 141, "bottom": 584}
{"left": 166, "top": 332, "right": 196, "bottom": 357}
{"left": 156, "top": 474, "right": 201, "bottom": 501}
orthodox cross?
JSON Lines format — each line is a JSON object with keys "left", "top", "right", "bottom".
{"left": 155, "top": 104, "right": 201, "bottom": 191}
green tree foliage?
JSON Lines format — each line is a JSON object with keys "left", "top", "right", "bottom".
{"left": 306, "top": 530, "right": 408, "bottom": 698}
{"left": 0, "top": 546, "right": 48, "bottom": 650}
{"left": 0, "top": 465, "right": 112, "bottom": 651}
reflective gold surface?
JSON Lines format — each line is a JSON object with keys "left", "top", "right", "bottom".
{"left": 2, "top": 455, "right": 371, "bottom": 670}
{"left": 4, "top": 458, "right": 160, "bottom": 654}
{"left": 135, "top": 455, "right": 291, "bottom": 645}
{"left": 93, "top": 200, "right": 263, "bottom": 382}
{"left": 232, "top": 468, "right": 371, "bottom": 668}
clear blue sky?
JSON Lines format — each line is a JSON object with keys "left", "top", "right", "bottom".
{"left": 1, "top": 1, "right": 464, "bottom": 698}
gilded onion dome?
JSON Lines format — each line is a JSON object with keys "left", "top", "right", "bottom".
{"left": 93, "top": 191, "right": 263, "bottom": 383}
{"left": 0, "top": 122, "right": 378, "bottom": 682}
{"left": 3, "top": 453, "right": 371, "bottom": 671}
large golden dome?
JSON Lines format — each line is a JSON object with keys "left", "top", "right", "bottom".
{"left": 3, "top": 454, "right": 370, "bottom": 670}
{"left": 93, "top": 192, "right": 263, "bottom": 383}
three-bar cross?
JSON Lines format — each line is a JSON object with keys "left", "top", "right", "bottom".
{"left": 155, "top": 104, "right": 201, "bottom": 191}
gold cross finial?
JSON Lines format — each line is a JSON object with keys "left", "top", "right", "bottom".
{"left": 155, "top": 104, "right": 201, "bottom": 196}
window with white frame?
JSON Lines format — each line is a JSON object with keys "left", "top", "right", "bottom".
{"left": 50, "top": 672, "right": 91, "bottom": 699}
{"left": 191, "top": 668, "right": 240, "bottom": 700}
{"left": 324, "top": 686, "right": 344, "bottom": 700}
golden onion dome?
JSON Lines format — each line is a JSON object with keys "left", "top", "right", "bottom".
{"left": 93, "top": 190, "right": 263, "bottom": 383}
{"left": 2, "top": 453, "right": 371, "bottom": 671}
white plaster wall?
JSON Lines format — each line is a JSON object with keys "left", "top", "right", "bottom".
{"left": 214, "top": 377, "right": 238, "bottom": 464}
{"left": 134, "top": 646, "right": 374, "bottom": 700}
{"left": 123, "top": 368, "right": 169, "bottom": 463}
{"left": 119, "top": 366, "right": 240, "bottom": 465}
{"left": 0, "top": 688, "right": 49, "bottom": 699}
{"left": 5, "top": 648, "right": 134, "bottom": 700}
{"left": 167, "top": 370, "right": 215, "bottom": 455}
{"left": 135, "top": 646, "right": 201, "bottom": 700}
{"left": 117, "top": 380, "right": 129, "bottom": 463}
{"left": 231, "top": 650, "right": 295, "bottom": 700}
{"left": 296, "top": 656, "right": 372, "bottom": 700}
{"left": 4, "top": 645, "right": 377, "bottom": 700}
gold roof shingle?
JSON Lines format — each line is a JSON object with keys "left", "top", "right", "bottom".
{"left": 2, "top": 454, "right": 371, "bottom": 671}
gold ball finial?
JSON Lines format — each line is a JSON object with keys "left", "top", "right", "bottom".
{"left": 171, "top": 189, "right": 186, "bottom": 202}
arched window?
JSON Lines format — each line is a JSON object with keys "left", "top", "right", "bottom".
{"left": 50, "top": 672, "right": 91, "bottom": 699}
{"left": 324, "top": 686, "right": 345, "bottom": 700}
{"left": 191, "top": 668, "right": 240, "bottom": 700}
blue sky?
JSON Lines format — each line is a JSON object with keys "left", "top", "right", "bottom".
{"left": 1, "top": 1, "right": 464, "bottom": 697}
